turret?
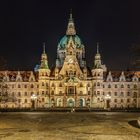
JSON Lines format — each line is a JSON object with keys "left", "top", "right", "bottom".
{"left": 92, "top": 43, "right": 103, "bottom": 80}
{"left": 40, "top": 43, "right": 49, "bottom": 69}
{"left": 39, "top": 43, "right": 50, "bottom": 78}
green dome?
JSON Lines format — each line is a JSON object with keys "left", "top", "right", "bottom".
{"left": 58, "top": 35, "right": 83, "bottom": 50}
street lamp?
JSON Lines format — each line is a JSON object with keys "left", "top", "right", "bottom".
{"left": 105, "top": 94, "right": 111, "bottom": 110}
{"left": 31, "top": 94, "right": 37, "bottom": 109}
{"left": 105, "top": 94, "right": 111, "bottom": 100}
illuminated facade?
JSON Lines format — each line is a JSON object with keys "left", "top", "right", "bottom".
{"left": 0, "top": 13, "right": 140, "bottom": 109}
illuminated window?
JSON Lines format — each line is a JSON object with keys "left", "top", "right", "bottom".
{"left": 59, "top": 83, "right": 62, "bottom": 87}
{"left": 42, "top": 82, "right": 44, "bottom": 86}
{"left": 134, "top": 84, "right": 137, "bottom": 89}
{"left": 108, "top": 84, "right": 111, "bottom": 88}
{"left": 120, "top": 92, "right": 124, "bottom": 96}
{"left": 24, "top": 92, "right": 27, "bottom": 96}
{"left": 25, "top": 99, "right": 27, "bottom": 103}
{"left": 114, "top": 92, "right": 117, "bottom": 96}
{"left": 127, "top": 99, "right": 130, "bottom": 103}
{"left": 127, "top": 92, "right": 130, "bottom": 96}
{"left": 121, "top": 84, "right": 124, "bottom": 88}
{"left": 18, "top": 92, "right": 21, "bottom": 96}
{"left": 31, "top": 84, "right": 34, "bottom": 88}
{"left": 42, "top": 91, "right": 44, "bottom": 95}
{"left": 18, "top": 99, "right": 21, "bottom": 103}
{"left": 114, "top": 99, "right": 117, "bottom": 103}
{"left": 97, "top": 82, "right": 100, "bottom": 86}
{"left": 97, "top": 91, "right": 100, "bottom": 96}
{"left": 46, "top": 83, "right": 48, "bottom": 87}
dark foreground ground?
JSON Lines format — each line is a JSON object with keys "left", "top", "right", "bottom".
{"left": 0, "top": 112, "right": 140, "bottom": 140}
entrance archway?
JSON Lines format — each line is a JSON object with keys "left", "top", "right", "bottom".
{"left": 67, "top": 98, "right": 75, "bottom": 107}
{"left": 57, "top": 98, "right": 63, "bottom": 107}
{"left": 79, "top": 98, "right": 85, "bottom": 107}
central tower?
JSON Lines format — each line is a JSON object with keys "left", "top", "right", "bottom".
{"left": 56, "top": 12, "right": 86, "bottom": 68}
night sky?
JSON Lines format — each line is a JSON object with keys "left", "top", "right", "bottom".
{"left": 0, "top": 0, "right": 140, "bottom": 71}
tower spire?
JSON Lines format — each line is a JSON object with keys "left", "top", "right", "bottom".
{"left": 66, "top": 10, "right": 76, "bottom": 35}
{"left": 69, "top": 9, "right": 73, "bottom": 21}
{"left": 43, "top": 42, "right": 46, "bottom": 54}
{"left": 97, "top": 42, "right": 99, "bottom": 54}
{"left": 40, "top": 43, "right": 49, "bottom": 69}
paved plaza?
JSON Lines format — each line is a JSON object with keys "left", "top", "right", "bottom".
{"left": 0, "top": 112, "right": 140, "bottom": 140}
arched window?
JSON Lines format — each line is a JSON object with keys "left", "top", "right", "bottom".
{"left": 133, "top": 92, "right": 137, "bottom": 98}
{"left": 97, "top": 91, "right": 100, "bottom": 96}
{"left": 121, "top": 84, "right": 124, "bottom": 88}
{"left": 127, "top": 92, "right": 130, "bottom": 96}
{"left": 24, "top": 92, "right": 27, "bottom": 96}
{"left": 18, "top": 84, "right": 21, "bottom": 88}
{"left": 46, "top": 83, "right": 48, "bottom": 87}
{"left": 108, "top": 84, "right": 111, "bottom": 88}
{"left": 127, "top": 99, "right": 130, "bottom": 103}
{"left": 134, "top": 84, "right": 137, "bottom": 89}
{"left": 25, "top": 99, "right": 27, "bottom": 103}
{"left": 114, "top": 99, "right": 117, "bottom": 103}
{"left": 80, "top": 83, "right": 83, "bottom": 87}
{"left": 31, "top": 84, "right": 34, "bottom": 88}
{"left": 97, "top": 82, "right": 100, "bottom": 86}
{"left": 127, "top": 84, "right": 130, "bottom": 88}
{"left": 42, "top": 82, "right": 44, "bottom": 86}
{"left": 121, "top": 92, "right": 124, "bottom": 97}
{"left": 59, "top": 83, "right": 62, "bottom": 87}
{"left": 18, "top": 92, "right": 21, "bottom": 96}
{"left": 42, "top": 91, "right": 44, "bottom": 95}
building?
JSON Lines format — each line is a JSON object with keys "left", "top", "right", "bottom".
{"left": 0, "top": 13, "right": 140, "bottom": 110}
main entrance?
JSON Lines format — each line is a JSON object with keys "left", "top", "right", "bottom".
{"left": 67, "top": 98, "right": 75, "bottom": 107}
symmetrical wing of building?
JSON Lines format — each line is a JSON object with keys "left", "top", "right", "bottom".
{"left": 0, "top": 13, "right": 140, "bottom": 109}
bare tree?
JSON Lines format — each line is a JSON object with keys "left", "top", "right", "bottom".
{"left": 0, "top": 56, "right": 7, "bottom": 70}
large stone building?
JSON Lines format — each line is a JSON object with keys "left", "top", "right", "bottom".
{"left": 0, "top": 13, "right": 140, "bottom": 109}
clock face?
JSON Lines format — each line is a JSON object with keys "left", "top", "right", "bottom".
{"left": 68, "top": 58, "right": 73, "bottom": 63}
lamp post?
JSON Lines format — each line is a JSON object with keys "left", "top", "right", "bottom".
{"left": 31, "top": 94, "right": 37, "bottom": 109}
{"left": 104, "top": 94, "right": 111, "bottom": 110}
